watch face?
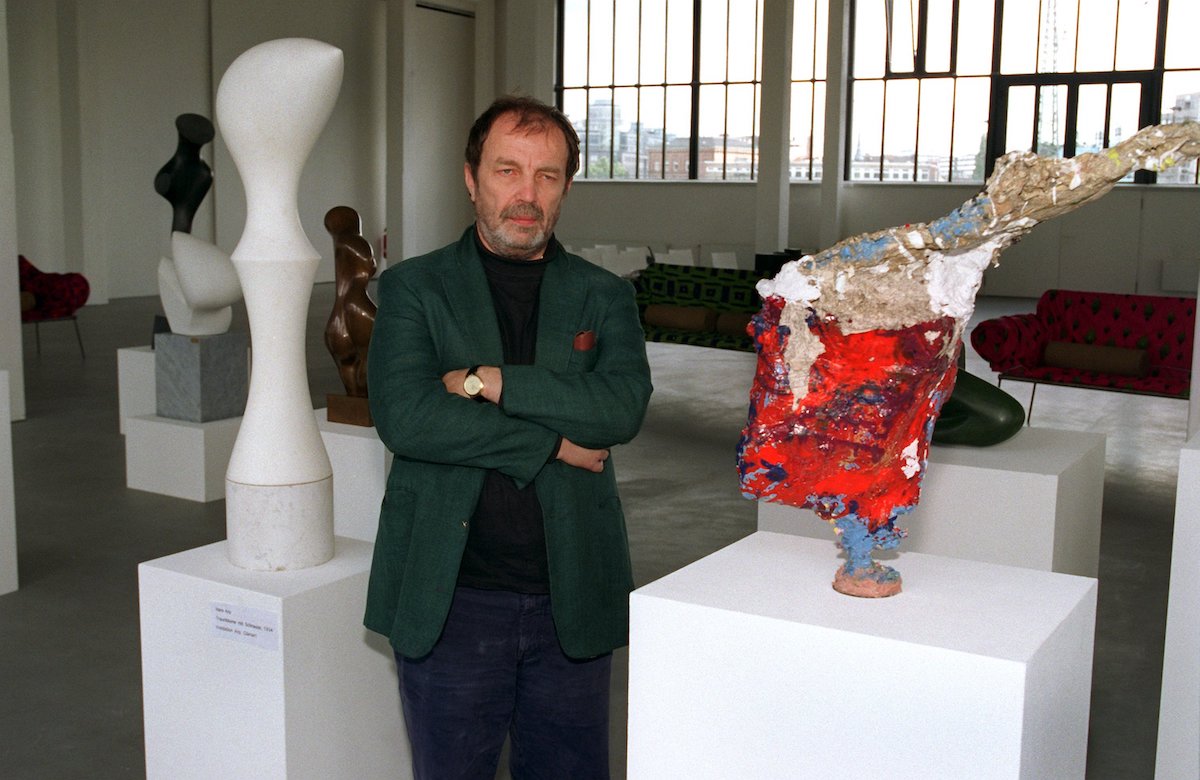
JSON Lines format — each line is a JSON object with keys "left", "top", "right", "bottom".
{"left": 464, "top": 373, "right": 485, "bottom": 397}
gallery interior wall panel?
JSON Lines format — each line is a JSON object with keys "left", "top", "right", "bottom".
{"left": 786, "top": 183, "right": 823, "bottom": 252}
{"left": 556, "top": 182, "right": 759, "bottom": 259}
{"left": 210, "top": 0, "right": 385, "bottom": 284}
{"left": 1138, "top": 187, "right": 1200, "bottom": 296}
{"left": 1057, "top": 190, "right": 1140, "bottom": 294}
{"left": 70, "top": 0, "right": 213, "bottom": 301}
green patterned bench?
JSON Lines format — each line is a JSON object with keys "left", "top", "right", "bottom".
{"left": 632, "top": 263, "right": 766, "bottom": 352}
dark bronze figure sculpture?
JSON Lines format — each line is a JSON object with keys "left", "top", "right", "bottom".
{"left": 324, "top": 205, "right": 378, "bottom": 426}
{"left": 154, "top": 113, "right": 215, "bottom": 234}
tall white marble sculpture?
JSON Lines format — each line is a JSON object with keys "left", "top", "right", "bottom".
{"left": 158, "top": 233, "right": 242, "bottom": 336}
{"left": 217, "top": 38, "right": 343, "bottom": 571}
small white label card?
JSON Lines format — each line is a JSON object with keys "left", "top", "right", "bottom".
{"left": 210, "top": 602, "right": 280, "bottom": 651}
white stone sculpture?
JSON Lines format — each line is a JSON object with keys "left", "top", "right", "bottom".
{"left": 217, "top": 38, "right": 343, "bottom": 571}
{"left": 158, "top": 232, "right": 241, "bottom": 336}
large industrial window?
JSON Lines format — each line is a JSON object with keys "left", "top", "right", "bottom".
{"left": 557, "top": 0, "right": 765, "bottom": 180}
{"left": 850, "top": 0, "right": 1200, "bottom": 185}
{"left": 849, "top": 0, "right": 996, "bottom": 183}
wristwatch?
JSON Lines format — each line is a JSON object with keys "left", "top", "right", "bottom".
{"left": 463, "top": 365, "right": 486, "bottom": 401}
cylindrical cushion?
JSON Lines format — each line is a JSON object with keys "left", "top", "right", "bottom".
{"left": 715, "top": 311, "right": 754, "bottom": 337}
{"left": 1043, "top": 341, "right": 1149, "bottom": 376}
{"left": 643, "top": 304, "right": 718, "bottom": 332}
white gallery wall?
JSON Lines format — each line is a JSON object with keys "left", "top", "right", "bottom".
{"left": 558, "top": 138, "right": 1199, "bottom": 300}
{"left": 3, "top": 0, "right": 1198, "bottom": 303}
{"left": 397, "top": 2, "right": 476, "bottom": 261}
{"left": 9, "top": 0, "right": 214, "bottom": 304}
{"left": 4, "top": 0, "right": 408, "bottom": 302}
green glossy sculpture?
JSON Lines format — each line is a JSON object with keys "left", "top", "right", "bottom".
{"left": 932, "top": 369, "right": 1025, "bottom": 446}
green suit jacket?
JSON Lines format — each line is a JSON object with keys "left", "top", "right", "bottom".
{"left": 363, "top": 227, "right": 653, "bottom": 659}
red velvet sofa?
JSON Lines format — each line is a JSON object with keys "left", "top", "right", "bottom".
{"left": 970, "top": 289, "right": 1195, "bottom": 400}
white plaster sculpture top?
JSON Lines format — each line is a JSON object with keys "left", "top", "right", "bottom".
{"left": 217, "top": 38, "right": 343, "bottom": 265}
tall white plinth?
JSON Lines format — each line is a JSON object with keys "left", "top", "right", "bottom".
{"left": 1, "top": 371, "right": 16, "bottom": 595}
{"left": 315, "top": 410, "right": 391, "bottom": 542}
{"left": 628, "top": 532, "right": 1097, "bottom": 780}
{"left": 117, "top": 346, "right": 156, "bottom": 435}
{"left": 125, "top": 414, "right": 240, "bottom": 502}
{"left": 759, "top": 426, "right": 1106, "bottom": 577}
{"left": 1156, "top": 433, "right": 1200, "bottom": 779}
{"left": 139, "top": 537, "right": 409, "bottom": 779}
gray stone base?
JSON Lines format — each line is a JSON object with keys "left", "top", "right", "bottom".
{"left": 155, "top": 331, "right": 249, "bottom": 422}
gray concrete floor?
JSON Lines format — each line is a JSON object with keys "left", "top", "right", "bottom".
{"left": 0, "top": 286, "right": 1179, "bottom": 778}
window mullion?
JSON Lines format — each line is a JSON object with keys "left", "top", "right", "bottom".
{"left": 948, "top": 76, "right": 959, "bottom": 182}
{"left": 948, "top": 0, "right": 960, "bottom": 72}
{"left": 913, "top": 79, "right": 923, "bottom": 180}
{"left": 609, "top": 0, "right": 617, "bottom": 177}
{"left": 1063, "top": 82, "right": 1079, "bottom": 158}
{"left": 916, "top": 0, "right": 929, "bottom": 76}
{"left": 584, "top": 0, "right": 592, "bottom": 178}
{"left": 689, "top": 0, "right": 702, "bottom": 179}
{"left": 635, "top": 1, "right": 643, "bottom": 179}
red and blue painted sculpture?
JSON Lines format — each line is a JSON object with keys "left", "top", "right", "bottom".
{"left": 738, "top": 121, "right": 1200, "bottom": 597}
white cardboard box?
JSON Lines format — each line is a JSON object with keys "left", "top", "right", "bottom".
{"left": 139, "top": 537, "right": 409, "bottom": 779}
{"left": 759, "top": 426, "right": 1106, "bottom": 577}
{"left": 628, "top": 531, "right": 1097, "bottom": 779}
{"left": 125, "top": 414, "right": 240, "bottom": 502}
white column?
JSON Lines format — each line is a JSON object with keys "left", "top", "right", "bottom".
{"left": 754, "top": 0, "right": 794, "bottom": 254}
{"left": 819, "top": 0, "right": 851, "bottom": 249}
{"left": 0, "top": 0, "right": 26, "bottom": 420}
{"left": 0, "top": 370, "right": 17, "bottom": 595}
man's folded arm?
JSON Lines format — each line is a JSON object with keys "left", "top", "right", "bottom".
{"left": 368, "top": 271, "right": 559, "bottom": 486}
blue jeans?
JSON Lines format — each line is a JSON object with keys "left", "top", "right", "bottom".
{"left": 395, "top": 587, "right": 612, "bottom": 779}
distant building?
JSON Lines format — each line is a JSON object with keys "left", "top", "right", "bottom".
{"left": 1159, "top": 91, "right": 1200, "bottom": 184}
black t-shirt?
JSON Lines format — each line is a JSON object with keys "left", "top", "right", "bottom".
{"left": 456, "top": 231, "right": 556, "bottom": 593}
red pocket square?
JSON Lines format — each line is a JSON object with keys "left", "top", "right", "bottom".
{"left": 573, "top": 330, "right": 596, "bottom": 351}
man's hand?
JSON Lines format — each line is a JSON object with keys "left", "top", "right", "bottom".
{"left": 556, "top": 437, "right": 609, "bottom": 473}
{"left": 441, "top": 366, "right": 503, "bottom": 403}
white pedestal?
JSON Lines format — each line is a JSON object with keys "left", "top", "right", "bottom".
{"left": 0, "top": 371, "right": 16, "bottom": 595}
{"left": 117, "top": 346, "right": 156, "bottom": 435}
{"left": 1156, "top": 433, "right": 1200, "bottom": 779}
{"left": 139, "top": 537, "right": 409, "bottom": 779}
{"left": 758, "top": 427, "right": 1106, "bottom": 577}
{"left": 316, "top": 409, "right": 391, "bottom": 542}
{"left": 125, "top": 414, "right": 240, "bottom": 502}
{"left": 628, "top": 532, "right": 1097, "bottom": 780}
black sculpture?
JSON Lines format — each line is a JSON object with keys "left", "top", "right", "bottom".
{"left": 154, "top": 113, "right": 215, "bottom": 234}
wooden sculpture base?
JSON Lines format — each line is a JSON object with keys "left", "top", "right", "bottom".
{"left": 326, "top": 394, "right": 373, "bottom": 427}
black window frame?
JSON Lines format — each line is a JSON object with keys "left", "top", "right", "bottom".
{"left": 555, "top": 0, "right": 764, "bottom": 181}
{"left": 847, "top": 0, "right": 1193, "bottom": 185}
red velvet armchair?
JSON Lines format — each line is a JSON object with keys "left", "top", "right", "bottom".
{"left": 17, "top": 255, "right": 90, "bottom": 356}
